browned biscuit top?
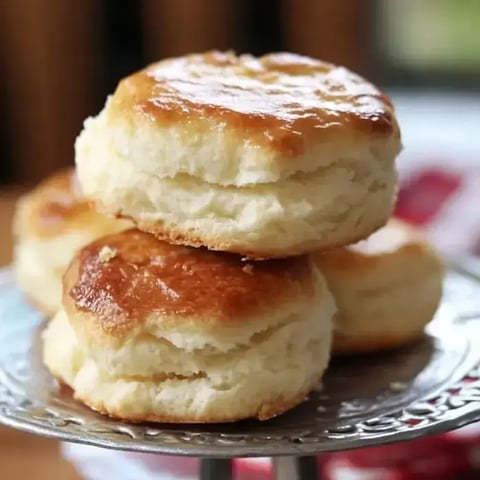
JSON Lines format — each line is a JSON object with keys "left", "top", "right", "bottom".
{"left": 65, "top": 229, "right": 314, "bottom": 332}
{"left": 108, "top": 51, "right": 399, "bottom": 157}
{"left": 16, "top": 167, "right": 91, "bottom": 238}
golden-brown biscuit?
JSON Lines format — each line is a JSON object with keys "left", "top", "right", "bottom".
{"left": 13, "top": 168, "right": 129, "bottom": 315}
{"left": 314, "top": 219, "right": 443, "bottom": 354}
{"left": 43, "top": 229, "right": 335, "bottom": 422}
{"left": 75, "top": 51, "right": 401, "bottom": 258}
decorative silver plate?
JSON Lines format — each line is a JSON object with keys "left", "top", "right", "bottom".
{"left": 0, "top": 265, "right": 479, "bottom": 458}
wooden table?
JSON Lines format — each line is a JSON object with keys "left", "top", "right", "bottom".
{"left": 0, "top": 193, "right": 81, "bottom": 480}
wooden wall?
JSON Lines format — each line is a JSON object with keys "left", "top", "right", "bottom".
{"left": 0, "top": 0, "right": 368, "bottom": 184}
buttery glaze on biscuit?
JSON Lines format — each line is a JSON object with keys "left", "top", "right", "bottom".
{"left": 110, "top": 51, "right": 398, "bottom": 156}
{"left": 69, "top": 229, "right": 314, "bottom": 327}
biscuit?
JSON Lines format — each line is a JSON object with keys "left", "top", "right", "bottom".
{"left": 314, "top": 220, "right": 443, "bottom": 354}
{"left": 43, "top": 229, "right": 335, "bottom": 422}
{"left": 75, "top": 51, "right": 401, "bottom": 258}
{"left": 13, "top": 168, "right": 129, "bottom": 315}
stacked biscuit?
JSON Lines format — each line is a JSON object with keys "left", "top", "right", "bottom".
{"left": 14, "top": 52, "right": 443, "bottom": 423}
{"left": 13, "top": 168, "right": 130, "bottom": 314}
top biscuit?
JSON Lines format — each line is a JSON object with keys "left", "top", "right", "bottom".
{"left": 75, "top": 51, "right": 401, "bottom": 257}
{"left": 100, "top": 51, "right": 400, "bottom": 186}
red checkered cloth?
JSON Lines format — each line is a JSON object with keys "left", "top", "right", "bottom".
{"left": 395, "top": 162, "right": 480, "bottom": 257}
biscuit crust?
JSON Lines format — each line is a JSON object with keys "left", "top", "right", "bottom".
{"left": 13, "top": 168, "right": 129, "bottom": 315}
{"left": 314, "top": 220, "right": 444, "bottom": 354}
{"left": 110, "top": 51, "right": 399, "bottom": 163}
{"left": 65, "top": 229, "right": 315, "bottom": 333}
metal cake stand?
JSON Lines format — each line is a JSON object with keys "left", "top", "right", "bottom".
{"left": 0, "top": 264, "right": 480, "bottom": 479}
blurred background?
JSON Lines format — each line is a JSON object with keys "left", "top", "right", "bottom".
{"left": 1, "top": 0, "right": 480, "bottom": 479}
{"left": 1, "top": 0, "right": 479, "bottom": 185}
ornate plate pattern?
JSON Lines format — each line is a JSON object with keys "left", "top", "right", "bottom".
{"left": 0, "top": 265, "right": 479, "bottom": 457}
